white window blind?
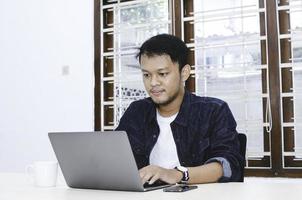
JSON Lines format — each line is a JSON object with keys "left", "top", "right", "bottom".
{"left": 188, "top": 0, "right": 269, "bottom": 165}
{"left": 277, "top": 0, "right": 302, "bottom": 164}
{"left": 290, "top": 0, "right": 302, "bottom": 159}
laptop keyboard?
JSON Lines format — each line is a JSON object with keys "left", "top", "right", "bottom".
{"left": 143, "top": 180, "right": 168, "bottom": 188}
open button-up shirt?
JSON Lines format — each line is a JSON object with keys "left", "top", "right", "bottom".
{"left": 116, "top": 90, "right": 244, "bottom": 182}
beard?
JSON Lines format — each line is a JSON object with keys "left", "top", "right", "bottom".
{"left": 151, "top": 87, "right": 182, "bottom": 106}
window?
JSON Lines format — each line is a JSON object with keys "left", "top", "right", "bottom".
{"left": 95, "top": 0, "right": 302, "bottom": 177}
{"left": 98, "top": 0, "right": 171, "bottom": 130}
{"left": 188, "top": 0, "right": 269, "bottom": 168}
{"left": 181, "top": 0, "right": 302, "bottom": 176}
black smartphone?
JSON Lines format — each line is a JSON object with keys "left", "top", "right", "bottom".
{"left": 163, "top": 185, "right": 198, "bottom": 192}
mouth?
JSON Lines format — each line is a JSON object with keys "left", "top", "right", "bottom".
{"left": 150, "top": 89, "right": 164, "bottom": 97}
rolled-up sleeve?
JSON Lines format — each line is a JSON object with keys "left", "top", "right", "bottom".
{"left": 205, "top": 157, "right": 232, "bottom": 181}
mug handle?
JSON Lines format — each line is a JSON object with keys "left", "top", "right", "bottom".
{"left": 25, "top": 165, "right": 34, "bottom": 183}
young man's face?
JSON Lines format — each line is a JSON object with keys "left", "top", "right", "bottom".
{"left": 140, "top": 54, "right": 186, "bottom": 106}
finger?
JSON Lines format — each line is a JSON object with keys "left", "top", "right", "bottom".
{"left": 148, "top": 173, "right": 160, "bottom": 185}
{"left": 141, "top": 173, "right": 153, "bottom": 184}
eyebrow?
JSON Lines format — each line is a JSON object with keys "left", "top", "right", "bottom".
{"left": 141, "top": 67, "right": 169, "bottom": 72}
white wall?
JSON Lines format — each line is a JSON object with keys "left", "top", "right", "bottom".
{"left": 0, "top": 0, "right": 94, "bottom": 172}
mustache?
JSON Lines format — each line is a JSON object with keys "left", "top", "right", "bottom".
{"left": 150, "top": 88, "right": 164, "bottom": 92}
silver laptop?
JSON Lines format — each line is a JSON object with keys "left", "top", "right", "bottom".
{"left": 48, "top": 131, "right": 171, "bottom": 191}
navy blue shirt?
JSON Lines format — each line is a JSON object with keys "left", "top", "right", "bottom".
{"left": 116, "top": 90, "right": 244, "bottom": 182}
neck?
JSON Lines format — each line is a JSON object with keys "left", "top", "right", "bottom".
{"left": 157, "top": 88, "right": 185, "bottom": 117}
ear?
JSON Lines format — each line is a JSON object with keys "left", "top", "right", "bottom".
{"left": 180, "top": 64, "right": 191, "bottom": 82}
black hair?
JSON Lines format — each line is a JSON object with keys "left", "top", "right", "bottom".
{"left": 136, "top": 34, "right": 189, "bottom": 71}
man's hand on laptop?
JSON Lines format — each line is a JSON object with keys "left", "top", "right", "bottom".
{"left": 139, "top": 165, "right": 182, "bottom": 185}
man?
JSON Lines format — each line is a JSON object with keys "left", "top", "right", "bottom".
{"left": 116, "top": 34, "right": 244, "bottom": 184}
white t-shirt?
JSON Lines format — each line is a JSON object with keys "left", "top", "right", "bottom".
{"left": 149, "top": 110, "right": 180, "bottom": 169}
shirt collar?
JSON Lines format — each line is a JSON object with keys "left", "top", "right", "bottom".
{"left": 173, "top": 90, "right": 191, "bottom": 126}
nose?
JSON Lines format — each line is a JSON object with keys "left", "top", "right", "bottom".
{"left": 150, "top": 75, "right": 160, "bottom": 87}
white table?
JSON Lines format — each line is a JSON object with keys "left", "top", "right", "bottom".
{"left": 1, "top": 173, "right": 302, "bottom": 200}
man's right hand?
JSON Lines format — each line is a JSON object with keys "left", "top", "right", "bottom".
{"left": 139, "top": 165, "right": 182, "bottom": 185}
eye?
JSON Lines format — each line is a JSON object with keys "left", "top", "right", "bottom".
{"left": 143, "top": 73, "right": 150, "bottom": 78}
{"left": 159, "top": 72, "right": 168, "bottom": 77}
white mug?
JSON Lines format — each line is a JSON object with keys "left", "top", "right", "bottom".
{"left": 26, "top": 161, "right": 58, "bottom": 187}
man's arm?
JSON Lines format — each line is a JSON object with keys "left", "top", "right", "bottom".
{"left": 139, "top": 162, "right": 223, "bottom": 185}
{"left": 187, "top": 162, "right": 223, "bottom": 184}
{"left": 206, "top": 102, "right": 243, "bottom": 182}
